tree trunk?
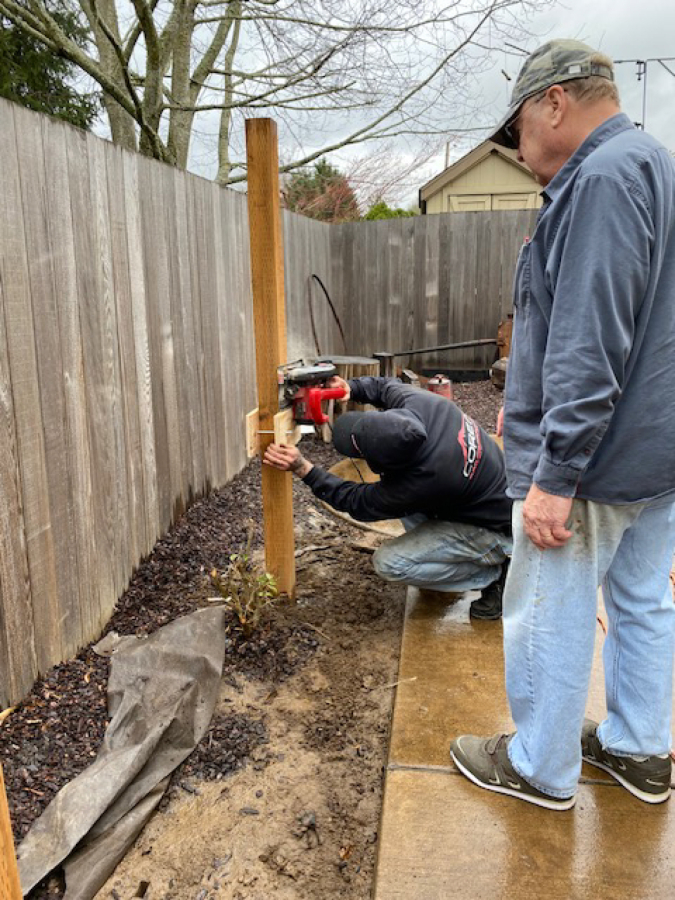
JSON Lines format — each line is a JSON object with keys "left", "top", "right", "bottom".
{"left": 80, "top": 0, "right": 137, "bottom": 151}
{"left": 166, "top": 1, "right": 195, "bottom": 169}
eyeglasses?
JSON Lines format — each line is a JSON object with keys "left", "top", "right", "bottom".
{"left": 504, "top": 90, "right": 548, "bottom": 149}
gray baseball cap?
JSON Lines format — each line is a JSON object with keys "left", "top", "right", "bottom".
{"left": 490, "top": 39, "right": 615, "bottom": 149}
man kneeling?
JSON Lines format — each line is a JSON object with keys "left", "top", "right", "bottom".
{"left": 263, "top": 375, "right": 512, "bottom": 620}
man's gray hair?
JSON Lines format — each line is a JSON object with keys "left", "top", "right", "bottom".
{"left": 564, "top": 53, "right": 620, "bottom": 106}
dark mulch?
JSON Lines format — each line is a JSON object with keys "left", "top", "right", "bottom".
{"left": 175, "top": 713, "right": 269, "bottom": 786}
{"left": 0, "top": 380, "right": 501, "bottom": 898}
{"left": 0, "top": 440, "right": 342, "bottom": 851}
{"left": 452, "top": 379, "right": 502, "bottom": 434}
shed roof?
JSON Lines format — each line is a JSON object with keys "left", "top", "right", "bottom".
{"left": 419, "top": 140, "right": 536, "bottom": 202}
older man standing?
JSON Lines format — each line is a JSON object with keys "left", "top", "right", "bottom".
{"left": 451, "top": 40, "right": 675, "bottom": 810}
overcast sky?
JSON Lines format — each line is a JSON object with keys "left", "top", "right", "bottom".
{"left": 172, "top": 0, "right": 675, "bottom": 207}
{"left": 399, "top": 0, "right": 675, "bottom": 207}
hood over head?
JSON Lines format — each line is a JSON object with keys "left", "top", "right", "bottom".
{"left": 332, "top": 409, "right": 427, "bottom": 472}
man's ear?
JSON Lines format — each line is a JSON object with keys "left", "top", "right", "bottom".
{"left": 547, "top": 84, "right": 567, "bottom": 129}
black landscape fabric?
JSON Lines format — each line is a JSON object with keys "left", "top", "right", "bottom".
{"left": 17, "top": 606, "right": 229, "bottom": 899}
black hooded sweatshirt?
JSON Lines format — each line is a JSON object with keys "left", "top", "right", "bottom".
{"left": 302, "top": 377, "right": 512, "bottom": 533}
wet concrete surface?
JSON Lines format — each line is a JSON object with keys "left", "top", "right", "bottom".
{"left": 375, "top": 588, "right": 675, "bottom": 899}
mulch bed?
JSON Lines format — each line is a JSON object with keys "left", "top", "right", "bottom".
{"left": 0, "top": 380, "right": 502, "bottom": 898}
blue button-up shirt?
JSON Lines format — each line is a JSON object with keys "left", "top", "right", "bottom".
{"left": 504, "top": 113, "right": 675, "bottom": 503}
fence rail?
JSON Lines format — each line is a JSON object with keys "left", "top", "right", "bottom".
{"left": 0, "top": 99, "right": 528, "bottom": 705}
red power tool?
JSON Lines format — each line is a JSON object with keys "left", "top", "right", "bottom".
{"left": 280, "top": 362, "right": 347, "bottom": 427}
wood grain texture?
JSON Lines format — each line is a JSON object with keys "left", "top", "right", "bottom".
{"left": 245, "top": 119, "right": 295, "bottom": 597}
{"left": 41, "top": 117, "right": 98, "bottom": 660}
{"left": 14, "top": 105, "right": 83, "bottom": 661}
{"left": 122, "top": 150, "right": 159, "bottom": 556}
{"left": 0, "top": 103, "right": 61, "bottom": 675}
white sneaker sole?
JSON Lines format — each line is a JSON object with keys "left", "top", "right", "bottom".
{"left": 450, "top": 749, "right": 576, "bottom": 811}
{"left": 582, "top": 756, "right": 671, "bottom": 804}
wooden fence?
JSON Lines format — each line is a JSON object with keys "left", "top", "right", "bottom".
{"left": 0, "top": 100, "right": 266, "bottom": 706}
{"left": 0, "top": 99, "right": 528, "bottom": 706}
{"left": 330, "top": 210, "right": 537, "bottom": 371}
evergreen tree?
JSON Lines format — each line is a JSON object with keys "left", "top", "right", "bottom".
{"left": 363, "top": 200, "right": 417, "bottom": 220}
{"left": 283, "top": 160, "right": 360, "bottom": 223}
{"left": 0, "top": 3, "right": 98, "bottom": 129}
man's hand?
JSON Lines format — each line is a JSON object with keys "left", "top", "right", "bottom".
{"left": 263, "top": 443, "right": 313, "bottom": 478}
{"left": 327, "top": 375, "right": 350, "bottom": 402}
{"left": 523, "top": 483, "right": 573, "bottom": 550}
{"left": 497, "top": 406, "right": 504, "bottom": 437}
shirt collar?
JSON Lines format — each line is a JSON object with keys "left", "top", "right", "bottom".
{"left": 542, "top": 113, "right": 635, "bottom": 203}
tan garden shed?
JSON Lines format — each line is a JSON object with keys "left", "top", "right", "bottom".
{"left": 419, "top": 139, "right": 542, "bottom": 214}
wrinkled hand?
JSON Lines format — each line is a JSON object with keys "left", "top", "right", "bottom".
{"left": 523, "top": 483, "right": 573, "bottom": 550}
{"left": 497, "top": 406, "right": 504, "bottom": 437}
{"left": 327, "top": 375, "right": 350, "bottom": 402}
{"left": 263, "top": 443, "right": 313, "bottom": 478}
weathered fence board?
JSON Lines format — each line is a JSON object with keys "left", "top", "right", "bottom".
{"left": 123, "top": 150, "right": 160, "bottom": 557}
{"left": 0, "top": 97, "right": 533, "bottom": 705}
{"left": 0, "top": 251, "right": 37, "bottom": 703}
{"left": 1, "top": 103, "right": 62, "bottom": 676}
{"left": 15, "top": 105, "right": 83, "bottom": 660}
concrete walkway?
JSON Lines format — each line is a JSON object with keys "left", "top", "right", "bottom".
{"left": 374, "top": 587, "right": 675, "bottom": 900}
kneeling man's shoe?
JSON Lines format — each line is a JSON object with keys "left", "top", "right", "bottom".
{"left": 469, "top": 560, "right": 509, "bottom": 620}
{"left": 450, "top": 733, "right": 576, "bottom": 811}
{"left": 581, "top": 719, "right": 672, "bottom": 804}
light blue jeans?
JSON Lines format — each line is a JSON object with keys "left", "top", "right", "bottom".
{"left": 372, "top": 514, "right": 512, "bottom": 592}
{"left": 505, "top": 495, "right": 675, "bottom": 799}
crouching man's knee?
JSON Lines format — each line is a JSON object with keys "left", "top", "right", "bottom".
{"left": 373, "top": 542, "right": 409, "bottom": 583}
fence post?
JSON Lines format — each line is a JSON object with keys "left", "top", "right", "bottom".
{"left": 0, "top": 765, "right": 22, "bottom": 900}
{"left": 245, "top": 118, "right": 296, "bottom": 598}
{"left": 373, "top": 352, "right": 395, "bottom": 378}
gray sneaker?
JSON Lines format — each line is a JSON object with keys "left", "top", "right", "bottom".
{"left": 581, "top": 719, "right": 672, "bottom": 804}
{"left": 450, "top": 732, "right": 576, "bottom": 811}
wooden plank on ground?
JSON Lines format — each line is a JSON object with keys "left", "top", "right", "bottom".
{"left": 245, "top": 118, "right": 295, "bottom": 597}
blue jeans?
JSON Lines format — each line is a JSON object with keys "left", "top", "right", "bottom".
{"left": 505, "top": 495, "right": 675, "bottom": 799}
{"left": 372, "top": 514, "right": 512, "bottom": 592}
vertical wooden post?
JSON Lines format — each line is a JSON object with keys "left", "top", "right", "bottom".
{"left": 245, "top": 118, "right": 296, "bottom": 598}
{"left": 0, "top": 765, "right": 22, "bottom": 900}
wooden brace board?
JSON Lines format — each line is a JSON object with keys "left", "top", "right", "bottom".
{"left": 245, "top": 407, "right": 302, "bottom": 459}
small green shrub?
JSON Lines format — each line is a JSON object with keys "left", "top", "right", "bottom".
{"left": 210, "top": 525, "right": 278, "bottom": 637}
